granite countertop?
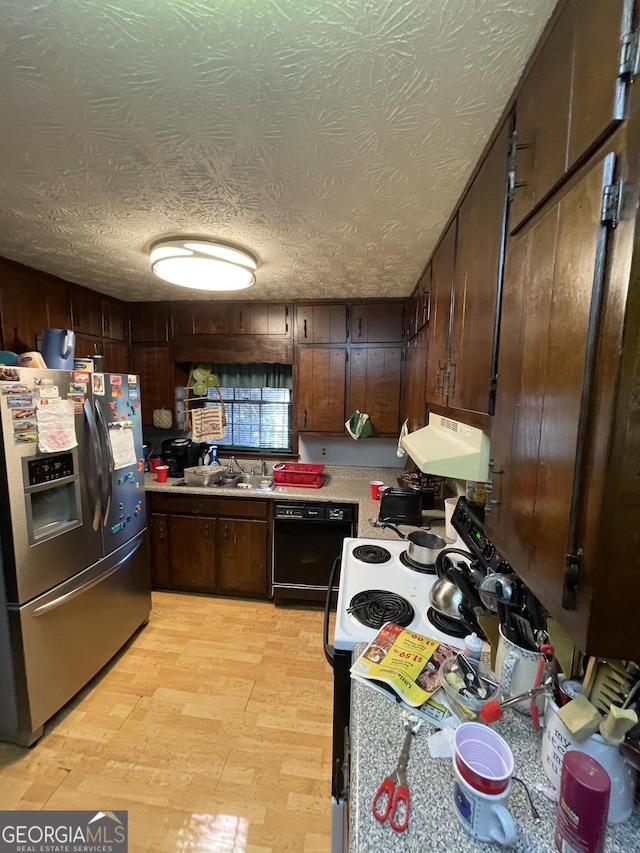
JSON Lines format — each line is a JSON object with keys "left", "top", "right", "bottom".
{"left": 349, "top": 669, "right": 640, "bottom": 852}
{"left": 144, "top": 466, "right": 450, "bottom": 540}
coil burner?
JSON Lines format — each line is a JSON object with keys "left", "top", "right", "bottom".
{"left": 351, "top": 544, "right": 392, "bottom": 564}
{"left": 347, "top": 590, "right": 414, "bottom": 630}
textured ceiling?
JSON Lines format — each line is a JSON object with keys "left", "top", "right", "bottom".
{"left": 0, "top": 0, "right": 556, "bottom": 302}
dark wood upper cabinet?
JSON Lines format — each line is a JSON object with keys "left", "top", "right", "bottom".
{"left": 131, "top": 345, "right": 174, "bottom": 427}
{"left": 401, "top": 328, "right": 428, "bottom": 431}
{"left": 171, "top": 303, "right": 196, "bottom": 336}
{"left": 449, "top": 120, "right": 510, "bottom": 414}
{"left": 295, "top": 304, "right": 348, "bottom": 343}
{"left": 101, "top": 297, "right": 126, "bottom": 341}
{"left": 71, "top": 287, "right": 103, "bottom": 337}
{"left": 230, "top": 303, "right": 291, "bottom": 336}
{"left": 487, "top": 130, "right": 640, "bottom": 659}
{"left": 295, "top": 346, "right": 347, "bottom": 433}
{"left": 0, "top": 263, "right": 71, "bottom": 352}
{"left": 425, "top": 221, "right": 456, "bottom": 405}
{"left": 407, "top": 268, "right": 430, "bottom": 339}
{"left": 349, "top": 302, "right": 404, "bottom": 343}
{"left": 510, "top": 0, "right": 627, "bottom": 230}
{"left": 129, "top": 303, "right": 169, "bottom": 344}
{"left": 347, "top": 346, "right": 402, "bottom": 435}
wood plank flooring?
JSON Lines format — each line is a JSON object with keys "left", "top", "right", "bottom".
{"left": 0, "top": 592, "right": 336, "bottom": 852}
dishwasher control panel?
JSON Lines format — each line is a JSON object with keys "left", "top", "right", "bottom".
{"left": 274, "top": 501, "right": 354, "bottom": 522}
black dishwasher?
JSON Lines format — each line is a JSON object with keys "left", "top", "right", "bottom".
{"left": 272, "top": 501, "right": 356, "bottom": 604}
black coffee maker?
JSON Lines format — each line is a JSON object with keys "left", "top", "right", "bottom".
{"left": 161, "top": 438, "right": 201, "bottom": 475}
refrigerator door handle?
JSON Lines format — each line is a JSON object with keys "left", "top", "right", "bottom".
{"left": 83, "top": 398, "right": 103, "bottom": 531}
{"left": 94, "top": 399, "right": 114, "bottom": 525}
{"left": 31, "top": 536, "right": 144, "bottom": 617}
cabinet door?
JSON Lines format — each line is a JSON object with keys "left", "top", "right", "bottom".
{"left": 295, "top": 304, "right": 348, "bottom": 343}
{"left": 296, "top": 347, "right": 346, "bottom": 432}
{"left": 71, "top": 287, "right": 103, "bottom": 337}
{"left": 149, "top": 513, "right": 170, "bottom": 589}
{"left": 103, "top": 340, "right": 130, "bottom": 374}
{"left": 348, "top": 347, "right": 402, "bottom": 435}
{"left": 216, "top": 518, "right": 268, "bottom": 597}
{"left": 130, "top": 303, "right": 169, "bottom": 343}
{"left": 167, "top": 514, "right": 216, "bottom": 592}
{"left": 172, "top": 303, "right": 195, "bottom": 336}
{"left": 511, "top": 0, "right": 626, "bottom": 229}
{"left": 230, "top": 304, "right": 291, "bottom": 335}
{"left": 74, "top": 334, "right": 103, "bottom": 361}
{"left": 101, "top": 298, "right": 126, "bottom": 341}
{"left": 131, "top": 345, "right": 173, "bottom": 427}
{"left": 425, "top": 222, "right": 455, "bottom": 404}
{"left": 193, "top": 303, "right": 229, "bottom": 335}
{"left": 449, "top": 121, "right": 509, "bottom": 414}
{"left": 487, "top": 152, "right": 611, "bottom": 635}
{"left": 401, "top": 328, "right": 428, "bottom": 431}
{"left": 1, "top": 274, "right": 69, "bottom": 353}
{"left": 349, "top": 302, "right": 404, "bottom": 342}
{"left": 411, "top": 267, "right": 430, "bottom": 336}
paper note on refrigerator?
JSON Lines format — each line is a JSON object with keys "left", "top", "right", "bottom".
{"left": 109, "top": 426, "right": 137, "bottom": 469}
{"left": 36, "top": 398, "right": 77, "bottom": 452}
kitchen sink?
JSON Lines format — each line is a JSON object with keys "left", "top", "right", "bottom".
{"left": 216, "top": 473, "right": 275, "bottom": 491}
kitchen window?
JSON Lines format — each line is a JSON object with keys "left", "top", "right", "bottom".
{"left": 204, "top": 364, "right": 292, "bottom": 453}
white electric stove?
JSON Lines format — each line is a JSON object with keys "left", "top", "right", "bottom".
{"left": 333, "top": 536, "right": 470, "bottom": 652}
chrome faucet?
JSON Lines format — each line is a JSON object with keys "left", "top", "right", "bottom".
{"left": 229, "top": 456, "right": 243, "bottom": 474}
{"left": 261, "top": 459, "right": 268, "bottom": 476}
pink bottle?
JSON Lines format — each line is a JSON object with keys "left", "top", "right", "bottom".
{"left": 555, "top": 751, "right": 610, "bottom": 853}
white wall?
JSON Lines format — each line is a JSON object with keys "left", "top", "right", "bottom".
{"left": 299, "top": 435, "right": 404, "bottom": 468}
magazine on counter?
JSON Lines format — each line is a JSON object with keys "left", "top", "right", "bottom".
{"left": 349, "top": 622, "right": 458, "bottom": 726}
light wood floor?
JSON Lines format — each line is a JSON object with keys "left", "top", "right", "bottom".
{"left": 0, "top": 592, "right": 336, "bottom": 852}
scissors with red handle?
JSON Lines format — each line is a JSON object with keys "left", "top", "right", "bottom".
{"left": 372, "top": 728, "right": 413, "bottom": 832}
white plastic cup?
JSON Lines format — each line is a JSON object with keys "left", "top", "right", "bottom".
{"left": 445, "top": 496, "right": 459, "bottom": 541}
{"left": 454, "top": 722, "right": 514, "bottom": 795}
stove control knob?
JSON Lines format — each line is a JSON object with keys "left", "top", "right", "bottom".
{"left": 482, "top": 542, "right": 495, "bottom": 562}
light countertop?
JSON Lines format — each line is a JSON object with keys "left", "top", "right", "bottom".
{"left": 348, "top": 656, "right": 640, "bottom": 852}
{"left": 144, "top": 466, "right": 450, "bottom": 540}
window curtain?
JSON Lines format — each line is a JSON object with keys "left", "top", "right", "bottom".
{"left": 209, "top": 363, "right": 292, "bottom": 389}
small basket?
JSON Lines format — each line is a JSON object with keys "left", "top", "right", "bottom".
{"left": 273, "top": 463, "right": 325, "bottom": 485}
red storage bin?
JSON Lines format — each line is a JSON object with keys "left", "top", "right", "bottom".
{"left": 273, "top": 463, "right": 325, "bottom": 486}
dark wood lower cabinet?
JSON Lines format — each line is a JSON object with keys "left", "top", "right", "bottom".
{"left": 217, "top": 517, "right": 268, "bottom": 597}
{"left": 168, "top": 514, "right": 216, "bottom": 593}
{"left": 148, "top": 494, "right": 270, "bottom": 599}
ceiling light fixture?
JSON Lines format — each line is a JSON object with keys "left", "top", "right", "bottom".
{"left": 150, "top": 238, "right": 257, "bottom": 291}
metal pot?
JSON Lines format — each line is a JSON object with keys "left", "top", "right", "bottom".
{"left": 376, "top": 523, "right": 447, "bottom": 567}
{"left": 406, "top": 531, "right": 447, "bottom": 566}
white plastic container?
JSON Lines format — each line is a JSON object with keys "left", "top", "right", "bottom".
{"left": 542, "top": 697, "right": 636, "bottom": 824}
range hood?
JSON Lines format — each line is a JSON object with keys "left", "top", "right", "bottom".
{"left": 401, "top": 414, "right": 490, "bottom": 481}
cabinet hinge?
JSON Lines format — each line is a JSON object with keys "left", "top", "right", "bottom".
{"left": 562, "top": 550, "right": 582, "bottom": 611}
{"left": 619, "top": 28, "right": 640, "bottom": 80}
{"left": 507, "top": 130, "right": 529, "bottom": 202}
{"left": 601, "top": 179, "right": 624, "bottom": 227}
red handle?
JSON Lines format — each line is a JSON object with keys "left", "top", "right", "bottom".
{"left": 372, "top": 777, "right": 394, "bottom": 823}
{"left": 389, "top": 784, "right": 410, "bottom": 832}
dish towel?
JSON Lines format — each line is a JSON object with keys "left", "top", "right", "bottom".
{"left": 397, "top": 419, "right": 409, "bottom": 457}
{"left": 345, "top": 410, "right": 373, "bottom": 440}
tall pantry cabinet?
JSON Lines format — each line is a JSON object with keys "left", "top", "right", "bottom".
{"left": 485, "top": 0, "right": 640, "bottom": 659}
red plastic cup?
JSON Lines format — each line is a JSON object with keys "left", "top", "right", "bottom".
{"left": 370, "top": 480, "right": 384, "bottom": 500}
{"left": 156, "top": 465, "right": 169, "bottom": 483}
{"left": 454, "top": 722, "right": 514, "bottom": 795}
{"left": 377, "top": 484, "right": 388, "bottom": 499}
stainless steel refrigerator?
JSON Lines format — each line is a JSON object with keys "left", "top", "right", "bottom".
{"left": 0, "top": 368, "right": 150, "bottom": 745}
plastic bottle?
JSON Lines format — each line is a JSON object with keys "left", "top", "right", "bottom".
{"left": 463, "top": 632, "right": 482, "bottom": 662}
{"left": 555, "top": 751, "right": 609, "bottom": 853}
